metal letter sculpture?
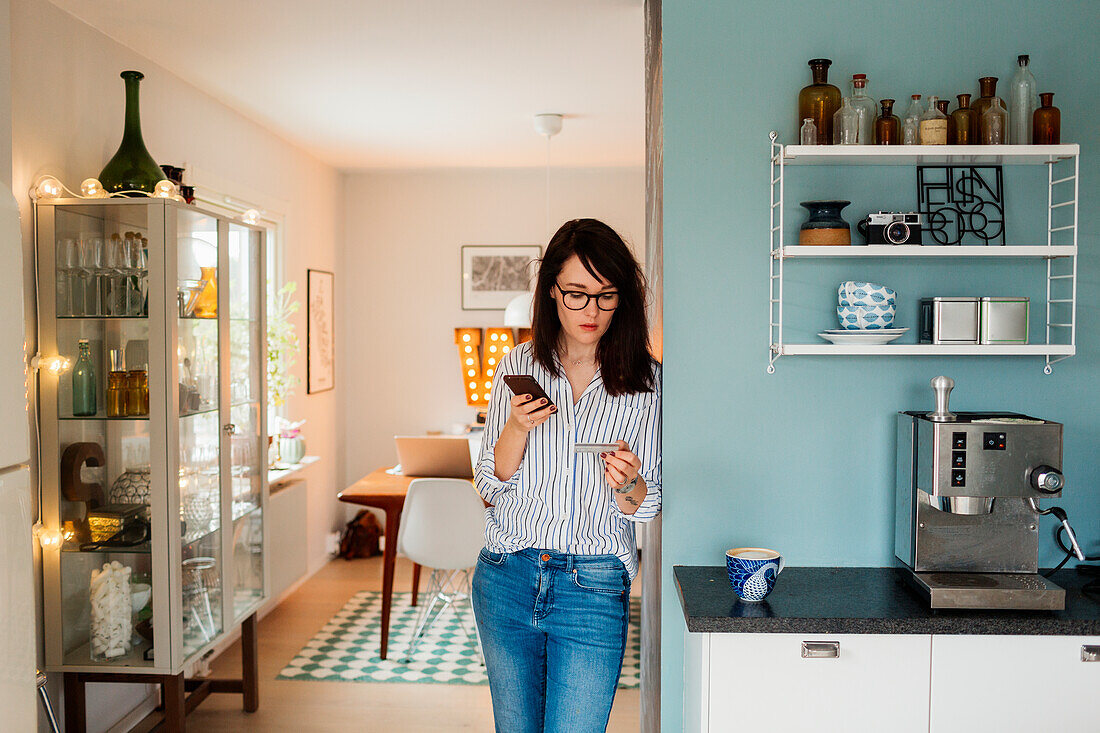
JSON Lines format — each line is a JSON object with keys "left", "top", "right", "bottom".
{"left": 917, "top": 166, "right": 1005, "bottom": 245}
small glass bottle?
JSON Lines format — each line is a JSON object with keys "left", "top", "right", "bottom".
{"left": 981, "top": 97, "right": 1008, "bottom": 144}
{"left": 798, "top": 59, "right": 841, "bottom": 145}
{"left": 934, "top": 99, "right": 955, "bottom": 144}
{"left": 1033, "top": 92, "right": 1060, "bottom": 144}
{"left": 1009, "top": 54, "right": 1037, "bottom": 145}
{"left": 874, "top": 99, "right": 900, "bottom": 145}
{"left": 126, "top": 370, "right": 148, "bottom": 416}
{"left": 800, "top": 118, "right": 818, "bottom": 145}
{"left": 72, "top": 339, "right": 97, "bottom": 417}
{"left": 902, "top": 95, "right": 924, "bottom": 144}
{"left": 849, "top": 74, "right": 877, "bottom": 144}
{"left": 832, "top": 97, "right": 859, "bottom": 145}
{"left": 919, "top": 96, "right": 949, "bottom": 144}
{"left": 952, "top": 94, "right": 975, "bottom": 145}
{"left": 972, "top": 77, "right": 1004, "bottom": 143}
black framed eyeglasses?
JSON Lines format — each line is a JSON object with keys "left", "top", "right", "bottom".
{"left": 555, "top": 284, "right": 619, "bottom": 311}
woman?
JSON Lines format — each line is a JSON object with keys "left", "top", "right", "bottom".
{"left": 471, "top": 218, "right": 661, "bottom": 733}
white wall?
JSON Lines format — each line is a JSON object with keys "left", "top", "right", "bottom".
{"left": 11, "top": 0, "right": 341, "bottom": 729}
{"left": 338, "top": 166, "right": 644, "bottom": 487}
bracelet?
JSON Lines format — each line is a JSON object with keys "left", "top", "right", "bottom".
{"left": 614, "top": 475, "right": 639, "bottom": 494}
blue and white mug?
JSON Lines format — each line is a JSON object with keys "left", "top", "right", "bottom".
{"left": 725, "top": 547, "right": 784, "bottom": 603}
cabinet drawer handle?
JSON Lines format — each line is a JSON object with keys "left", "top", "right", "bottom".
{"left": 1082, "top": 645, "right": 1100, "bottom": 662}
{"left": 801, "top": 641, "right": 840, "bottom": 659}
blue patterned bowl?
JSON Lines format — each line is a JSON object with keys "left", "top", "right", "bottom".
{"left": 726, "top": 548, "right": 784, "bottom": 603}
{"left": 838, "top": 281, "right": 897, "bottom": 307}
{"left": 837, "top": 303, "right": 896, "bottom": 330}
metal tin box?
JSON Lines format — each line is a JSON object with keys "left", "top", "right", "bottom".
{"left": 919, "top": 297, "right": 979, "bottom": 344}
{"left": 979, "top": 297, "right": 1029, "bottom": 344}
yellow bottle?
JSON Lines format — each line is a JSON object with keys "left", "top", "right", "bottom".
{"left": 192, "top": 266, "right": 217, "bottom": 318}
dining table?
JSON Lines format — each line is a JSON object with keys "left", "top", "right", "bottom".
{"left": 337, "top": 467, "right": 477, "bottom": 660}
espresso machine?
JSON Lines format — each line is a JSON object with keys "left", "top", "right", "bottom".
{"left": 895, "top": 376, "right": 1086, "bottom": 610}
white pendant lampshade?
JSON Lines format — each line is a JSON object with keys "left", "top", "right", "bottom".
{"left": 504, "top": 292, "right": 534, "bottom": 328}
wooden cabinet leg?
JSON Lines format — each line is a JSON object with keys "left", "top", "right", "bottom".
{"left": 411, "top": 563, "right": 421, "bottom": 607}
{"left": 242, "top": 613, "right": 259, "bottom": 712}
{"left": 63, "top": 673, "right": 87, "bottom": 733}
{"left": 163, "top": 673, "right": 186, "bottom": 733}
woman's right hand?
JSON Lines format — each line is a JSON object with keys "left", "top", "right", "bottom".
{"left": 506, "top": 394, "right": 556, "bottom": 434}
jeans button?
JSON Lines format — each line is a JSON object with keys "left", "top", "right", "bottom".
{"left": 541, "top": 553, "right": 550, "bottom": 562}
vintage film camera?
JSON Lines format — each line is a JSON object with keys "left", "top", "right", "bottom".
{"left": 859, "top": 211, "right": 924, "bottom": 245}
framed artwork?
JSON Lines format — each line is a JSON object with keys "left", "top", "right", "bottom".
{"left": 307, "top": 269, "right": 334, "bottom": 394}
{"left": 461, "top": 245, "right": 542, "bottom": 310}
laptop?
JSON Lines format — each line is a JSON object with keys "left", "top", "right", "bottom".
{"left": 393, "top": 435, "right": 475, "bottom": 479}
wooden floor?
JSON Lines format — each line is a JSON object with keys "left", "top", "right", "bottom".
{"left": 183, "top": 555, "right": 641, "bottom": 732}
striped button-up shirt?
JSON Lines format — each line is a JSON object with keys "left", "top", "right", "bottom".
{"left": 475, "top": 341, "right": 662, "bottom": 579}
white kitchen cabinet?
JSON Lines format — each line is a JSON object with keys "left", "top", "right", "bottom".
{"left": 930, "top": 635, "right": 1100, "bottom": 730}
{"left": 685, "top": 631, "right": 932, "bottom": 732}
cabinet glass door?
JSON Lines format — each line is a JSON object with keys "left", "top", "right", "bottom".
{"left": 176, "top": 209, "right": 223, "bottom": 658}
{"left": 227, "top": 223, "right": 265, "bottom": 620}
{"left": 51, "top": 202, "right": 157, "bottom": 668}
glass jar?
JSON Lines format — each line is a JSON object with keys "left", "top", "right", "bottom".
{"left": 1033, "top": 92, "right": 1060, "bottom": 144}
{"left": 832, "top": 98, "right": 859, "bottom": 145}
{"left": 981, "top": 97, "right": 1008, "bottom": 144}
{"left": 902, "top": 95, "right": 924, "bottom": 144}
{"left": 934, "top": 99, "right": 956, "bottom": 144}
{"left": 919, "top": 96, "right": 949, "bottom": 144}
{"left": 90, "top": 561, "right": 133, "bottom": 661}
{"left": 192, "top": 266, "right": 218, "bottom": 319}
{"left": 973, "top": 77, "right": 1004, "bottom": 143}
{"left": 800, "top": 118, "right": 818, "bottom": 145}
{"left": 1009, "top": 54, "right": 1038, "bottom": 145}
{"left": 72, "top": 339, "right": 97, "bottom": 417}
{"left": 849, "top": 74, "right": 877, "bottom": 144}
{"left": 126, "top": 370, "right": 148, "bottom": 416}
{"left": 798, "top": 59, "right": 841, "bottom": 145}
{"left": 874, "top": 99, "right": 900, "bottom": 145}
{"left": 106, "top": 371, "right": 128, "bottom": 417}
{"left": 952, "top": 94, "right": 975, "bottom": 145}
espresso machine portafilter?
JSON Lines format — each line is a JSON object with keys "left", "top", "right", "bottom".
{"left": 895, "top": 376, "right": 1085, "bottom": 610}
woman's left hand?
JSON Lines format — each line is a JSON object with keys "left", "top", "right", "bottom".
{"left": 601, "top": 440, "right": 641, "bottom": 490}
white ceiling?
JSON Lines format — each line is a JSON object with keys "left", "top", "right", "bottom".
{"left": 49, "top": 0, "right": 645, "bottom": 170}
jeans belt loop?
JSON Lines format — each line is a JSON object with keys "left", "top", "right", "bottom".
{"left": 566, "top": 554, "right": 574, "bottom": 573}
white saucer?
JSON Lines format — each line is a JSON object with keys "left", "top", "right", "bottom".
{"left": 818, "top": 328, "right": 908, "bottom": 345}
{"left": 822, "top": 327, "right": 909, "bottom": 335}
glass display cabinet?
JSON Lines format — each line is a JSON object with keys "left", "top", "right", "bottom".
{"left": 35, "top": 197, "right": 267, "bottom": 726}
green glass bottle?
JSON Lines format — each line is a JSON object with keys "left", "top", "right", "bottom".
{"left": 98, "top": 71, "right": 164, "bottom": 196}
{"left": 72, "top": 339, "right": 97, "bottom": 417}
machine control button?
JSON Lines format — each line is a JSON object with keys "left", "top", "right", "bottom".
{"left": 951, "top": 469, "right": 966, "bottom": 487}
{"left": 952, "top": 451, "right": 966, "bottom": 468}
{"left": 983, "top": 432, "right": 1007, "bottom": 450}
{"left": 952, "top": 432, "right": 967, "bottom": 449}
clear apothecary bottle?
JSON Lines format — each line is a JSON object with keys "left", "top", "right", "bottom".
{"left": 902, "top": 94, "right": 924, "bottom": 144}
{"left": 919, "top": 96, "right": 948, "bottom": 144}
{"left": 849, "top": 74, "right": 877, "bottom": 144}
{"left": 981, "top": 97, "right": 1008, "bottom": 144}
{"left": 1009, "top": 54, "right": 1037, "bottom": 145}
{"left": 800, "top": 118, "right": 818, "bottom": 145}
{"left": 832, "top": 98, "right": 859, "bottom": 145}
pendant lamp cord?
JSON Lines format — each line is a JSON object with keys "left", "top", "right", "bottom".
{"left": 545, "top": 134, "right": 552, "bottom": 241}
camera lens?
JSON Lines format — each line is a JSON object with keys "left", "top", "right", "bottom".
{"left": 885, "top": 221, "right": 910, "bottom": 244}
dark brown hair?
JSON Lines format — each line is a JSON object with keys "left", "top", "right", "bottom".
{"left": 531, "top": 218, "right": 655, "bottom": 396}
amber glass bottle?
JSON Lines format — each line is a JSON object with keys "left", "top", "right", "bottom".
{"left": 798, "top": 59, "right": 841, "bottom": 145}
{"left": 935, "top": 100, "right": 956, "bottom": 144}
{"left": 874, "top": 99, "right": 900, "bottom": 144}
{"left": 1033, "top": 93, "right": 1060, "bottom": 144}
{"left": 972, "top": 77, "right": 1003, "bottom": 143}
{"left": 952, "top": 94, "right": 975, "bottom": 145}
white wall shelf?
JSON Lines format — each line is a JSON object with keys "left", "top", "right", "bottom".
{"left": 781, "top": 144, "right": 1079, "bottom": 166}
{"left": 778, "top": 245, "right": 1076, "bottom": 259}
{"left": 767, "top": 133, "right": 1080, "bottom": 375}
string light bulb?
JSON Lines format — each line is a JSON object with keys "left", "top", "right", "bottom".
{"left": 80, "top": 178, "right": 108, "bottom": 198}
{"left": 32, "top": 176, "right": 63, "bottom": 200}
{"left": 30, "top": 354, "right": 72, "bottom": 375}
{"left": 153, "top": 180, "right": 176, "bottom": 199}
{"left": 241, "top": 208, "right": 261, "bottom": 225}
{"left": 32, "top": 523, "right": 64, "bottom": 550}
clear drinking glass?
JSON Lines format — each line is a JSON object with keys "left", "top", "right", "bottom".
{"left": 77, "top": 237, "right": 102, "bottom": 316}
{"left": 55, "top": 238, "right": 78, "bottom": 316}
{"left": 105, "top": 235, "right": 126, "bottom": 316}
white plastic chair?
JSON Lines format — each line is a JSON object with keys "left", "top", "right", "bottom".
{"left": 396, "top": 478, "right": 487, "bottom": 662}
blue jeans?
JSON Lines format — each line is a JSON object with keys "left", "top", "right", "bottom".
{"left": 471, "top": 547, "right": 631, "bottom": 733}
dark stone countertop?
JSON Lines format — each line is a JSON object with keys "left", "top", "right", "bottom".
{"left": 674, "top": 566, "right": 1100, "bottom": 635}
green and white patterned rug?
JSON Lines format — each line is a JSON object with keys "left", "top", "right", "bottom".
{"left": 278, "top": 591, "right": 641, "bottom": 687}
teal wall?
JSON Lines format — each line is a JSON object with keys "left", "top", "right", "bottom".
{"left": 661, "top": 1, "right": 1100, "bottom": 729}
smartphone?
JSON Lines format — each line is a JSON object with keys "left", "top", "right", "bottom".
{"left": 502, "top": 374, "right": 554, "bottom": 409}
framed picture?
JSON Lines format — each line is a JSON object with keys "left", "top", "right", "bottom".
{"left": 307, "top": 269, "right": 334, "bottom": 394}
{"left": 461, "top": 245, "right": 542, "bottom": 310}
